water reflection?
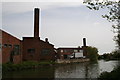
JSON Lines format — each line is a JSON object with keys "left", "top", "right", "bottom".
{"left": 85, "top": 63, "right": 100, "bottom": 78}
{"left": 3, "top": 66, "right": 55, "bottom": 78}
{"left": 98, "top": 60, "right": 119, "bottom": 73}
{"left": 2, "top": 60, "right": 119, "bottom": 79}
{"left": 55, "top": 62, "right": 100, "bottom": 78}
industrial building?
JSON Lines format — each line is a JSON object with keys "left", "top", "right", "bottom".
{"left": 0, "top": 29, "right": 22, "bottom": 64}
{"left": 57, "top": 38, "right": 88, "bottom": 59}
{"left": 22, "top": 8, "right": 55, "bottom": 61}
{"left": 0, "top": 8, "right": 88, "bottom": 64}
{"left": 0, "top": 8, "right": 55, "bottom": 64}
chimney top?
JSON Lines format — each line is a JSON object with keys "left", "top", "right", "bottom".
{"left": 83, "top": 38, "right": 86, "bottom": 47}
{"left": 34, "top": 8, "right": 39, "bottom": 11}
{"left": 45, "top": 38, "right": 49, "bottom": 43}
{"left": 34, "top": 8, "right": 39, "bottom": 38}
{"left": 35, "top": 8, "right": 39, "bottom": 9}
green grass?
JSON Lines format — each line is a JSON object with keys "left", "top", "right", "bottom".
{"left": 2, "top": 61, "right": 56, "bottom": 72}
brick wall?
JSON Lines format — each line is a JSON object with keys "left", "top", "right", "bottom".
{"left": 22, "top": 37, "right": 55, "bottom": 61}
{"left": 1, "top": 30, "right": 22, "bottom": 64}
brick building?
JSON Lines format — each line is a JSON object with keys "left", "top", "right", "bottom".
{"left": 0, "top": 29, "right": 22, "bottom": 64}
{"left": 0, "top": 8, "right": 88, "bottom": 63}
{"left": 57, "top": 38, "right": 88, "bottom": 59}
{"left": 22, "top": 8, "right": 55, "bottom": 61}
{"left": 0, "top": 8, "right": 55, "bottom": 64}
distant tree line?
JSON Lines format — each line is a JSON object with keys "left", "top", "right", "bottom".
{"left": 98, "top": 50, "right": 120, "bottom": 60}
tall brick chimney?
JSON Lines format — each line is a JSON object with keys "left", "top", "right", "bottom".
{"left": 34, "top": 8, "right": 39, "bottom": 38}
{"left": 45, "top": 38, "right": 49, "bottom": 43}
{"left": 83, "top": 38, "right": 86, "bottom": 47}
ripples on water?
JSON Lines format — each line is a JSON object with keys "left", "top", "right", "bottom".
{"left": 2, "top": 60, "right": 119, "bottom": 79}
{"left": 98, "top": 60, "right": 119, "bottom": 73}
{"left": 55, "top": 62, "right": 100, "bottom": 78}
{"left": 55, "top": 60, "right": 119, "bottom": 78}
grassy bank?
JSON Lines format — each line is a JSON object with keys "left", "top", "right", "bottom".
{"left": 2, "top": 61, "right": 55, "bottom": 72}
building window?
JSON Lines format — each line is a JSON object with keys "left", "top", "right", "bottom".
{"left": 74, "top": 50, "right": 78, "bottom": 53}
{"left": 28, "top": 49, "right": 35, "bottom": 53}
{"left": 61, "top": 50, "right": 63, "bottom": 53}
{"left": 4, "top": 44, "right": 7, "bottom": 47}
{"left": 64, "top": 50, "right": 67, "bottom": 53}
{"left": 79, "top": 50, "right": 83, "bottom": 53}
{"left": 0, "top": 43, "right": 1, "bottom": 47}
{"left": 8, "top": 44, "right": 12, "bottom": 48}
{"left": 64, "top": 55, "right": 68, "bottom": 59}
{"left": 41, "top": 49, "right": 51, "bottom": 56}
{"left": 61, "top": 55, "right": 63, "bottom": 56}
{"left": 0, "top": 43, "right": 2, "bottom": 50}
{"left": 14, "top": 45, "right": 19, "bottom": 48}
{"left": 14, "top": 45, "right": 20, "bottom": 55}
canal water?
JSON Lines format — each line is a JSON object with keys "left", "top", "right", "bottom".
{"left": 2, "top": 60, "right": 120, "bottom": 79}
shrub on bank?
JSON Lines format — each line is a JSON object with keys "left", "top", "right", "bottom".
{"left": 2, "top": 61, "right": 55, "bottom": 72}
{"left": 99, "top": 66, "right": 120, "bottom": 79}
{"left": 86, "top": 46, "right": 99, "bottom": 63}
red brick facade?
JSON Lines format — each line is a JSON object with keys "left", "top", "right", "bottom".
{"left": 22, "top": 37, "right": 55, "bottom": 61}
{"left": 0, "top": 8, "right": 55, "bottom": 64}
{"left": 22, "top": 8, "right": 55, "bottom": 61}
{"left": 0, "top": 30, "right": 22, "bottom": 64}
{"left": 57, "top": 38, "right": 88, "bottom": 60}
{"left": 0, "top": 8, "right": 88, "bottom": 63}
{"left": 57, "top": 47, "right": 87, "bottom": 59}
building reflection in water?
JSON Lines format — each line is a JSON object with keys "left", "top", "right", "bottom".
{"left": 2, "top": 60, "right": 119, "bottom": 79}
{"left": 55, "top": 62, "right": 100, "bottom": 78}
{"left": 2, "top": 66, "right": 55, "bottom": 79}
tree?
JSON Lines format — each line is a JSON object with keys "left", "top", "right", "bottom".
{"left": 83, "top": 0, "right": 120, "bottom": 55}
{"left": 111, "top": 50, "right": 120, "bottom": 59}
{"left": 83, "top": 0, "right": 120, "bottom": 78}
{"left": 86, "top": 46, "right": 99, "bottom": 62}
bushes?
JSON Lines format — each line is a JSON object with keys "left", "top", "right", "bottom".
{"left": 99, "top": 66, "right": 120, "bottom": 79}
{"left": 2, "top": 61, "right": 55, "bottom": 72}
{"left": 2, "top": 62, "right": 34, "bottom": 72}
{"left": 98, "top": 51, "right": 120, "bottom": 60}
{"left": 86, "top": 46, "right": 99, "bottom": 63}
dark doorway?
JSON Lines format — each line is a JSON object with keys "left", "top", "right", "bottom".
{"left": 64, "top": 55, "right": 67, "bottom": 59}
{"left": 10, "top": 51, "right": 14, "bottom": 63}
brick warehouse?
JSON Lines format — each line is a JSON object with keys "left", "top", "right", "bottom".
{"left": 22, "top": 8, "right": 55, "bottom": 61}
{"left": 0, "top": 8, "right": 55, "bottom": 64}
{"left": 0, "top": 29, "right": 22, "bottom": 64}
{"left": 0, "top": 8, "right": 88, "bottom": 64}
{"left": 57, "top": 38, "right": 88, "bottom": 59}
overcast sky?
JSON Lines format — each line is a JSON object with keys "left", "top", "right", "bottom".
{"left": 1, "top": 0, "right": 116, "bottom": 54}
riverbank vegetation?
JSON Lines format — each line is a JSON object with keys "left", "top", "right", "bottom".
{"left": 98, "top": 52, "right": 120, "bottom": 79}
{"left": 99, "top": 65, "right": 120, "bottom": 79}
{"left": 2, "top": 61, "right": 55, "bottom": 72}
{"left": 98, "top": 51, "right": 120, "bottom": 61}
{"left": 86, "top": 46, "right": 99, "bottom": 63}
{"left": 84, "top": 0, "right": 120, "bottom": 79}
